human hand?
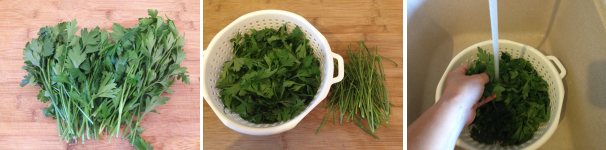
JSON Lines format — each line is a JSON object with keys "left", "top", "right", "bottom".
{"left": 441, "top": 64, "right": 496, "bottom": 126}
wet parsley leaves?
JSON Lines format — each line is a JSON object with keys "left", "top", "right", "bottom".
{"left": 467, "top": 47, "right": 551, "bottom": 146}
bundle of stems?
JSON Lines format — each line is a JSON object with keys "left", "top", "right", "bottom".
{"left": 316, "top": 41, "right": 397, "bottom": 139}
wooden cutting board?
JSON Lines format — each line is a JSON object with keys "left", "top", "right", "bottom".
{"left": 0, "top": 0, "right": 200, "bottom": 149}
{"left": 202, "top": 0, "right": 403, "bottom": 149}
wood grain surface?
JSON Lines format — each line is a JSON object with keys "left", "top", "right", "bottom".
{"left": 202, "top": 0, "right": 403, "bottom": 149}
{"left": 0, "top": 0, "right": 200, "bottom": 149}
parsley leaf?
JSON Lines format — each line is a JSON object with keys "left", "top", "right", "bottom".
{"left": 68, "top": 44, "right": 86, "bottom": 69}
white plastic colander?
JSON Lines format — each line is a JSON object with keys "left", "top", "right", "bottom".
{"left": 435, "top": 40, "right": 566, "bottom": 150}
{"left": 202, "top": 10, "right": 344, "bottom": 135}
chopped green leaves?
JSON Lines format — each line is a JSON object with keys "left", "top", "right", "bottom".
{"left": 217, "top": 23, "right": 321, "bottom": 124}
{"left": 20, "top": 10, "right": 188, "bottom": 150}
{"left": 467, "top": 47, "right": 551, "bottom": 146}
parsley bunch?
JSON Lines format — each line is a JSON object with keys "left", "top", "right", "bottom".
{"left": 20, "top": 10, "right": 189, "bottom": 150}
{"left": 216, "top": 23, "right": 321, "bottom": 124}
{"left": 467, "top": 47, "right": 550, "bottom": 146}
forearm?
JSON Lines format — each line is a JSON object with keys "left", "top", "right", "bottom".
{"left": 407, "top": 96, "right": 472, "bottom": 150}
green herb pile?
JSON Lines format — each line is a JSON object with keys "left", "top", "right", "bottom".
{"left": 216, "top": 23, "right": 321, "bottom": 124}
{"left": 20, "top": 10, "right": 189, "bottom": 150}
{"left": 316, "top": 41, "right": 397, "bottom": 139}
{"left": 466, "top": 47, "right": 550, "bottom": 146}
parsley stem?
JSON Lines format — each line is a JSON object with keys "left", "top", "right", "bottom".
{"left": 316, "top": 105, "right": 333, "bottom": 134}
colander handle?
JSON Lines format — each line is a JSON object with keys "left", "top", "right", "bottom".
{"left": 546, "top": 56, "right": 566, "bottom": 79}
{"left": 331, "top": 52, "right": 345, "bottom": 84}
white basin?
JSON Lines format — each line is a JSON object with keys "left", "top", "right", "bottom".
{"left": 408, "top": 0, "right": 606, "bottom": 149}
